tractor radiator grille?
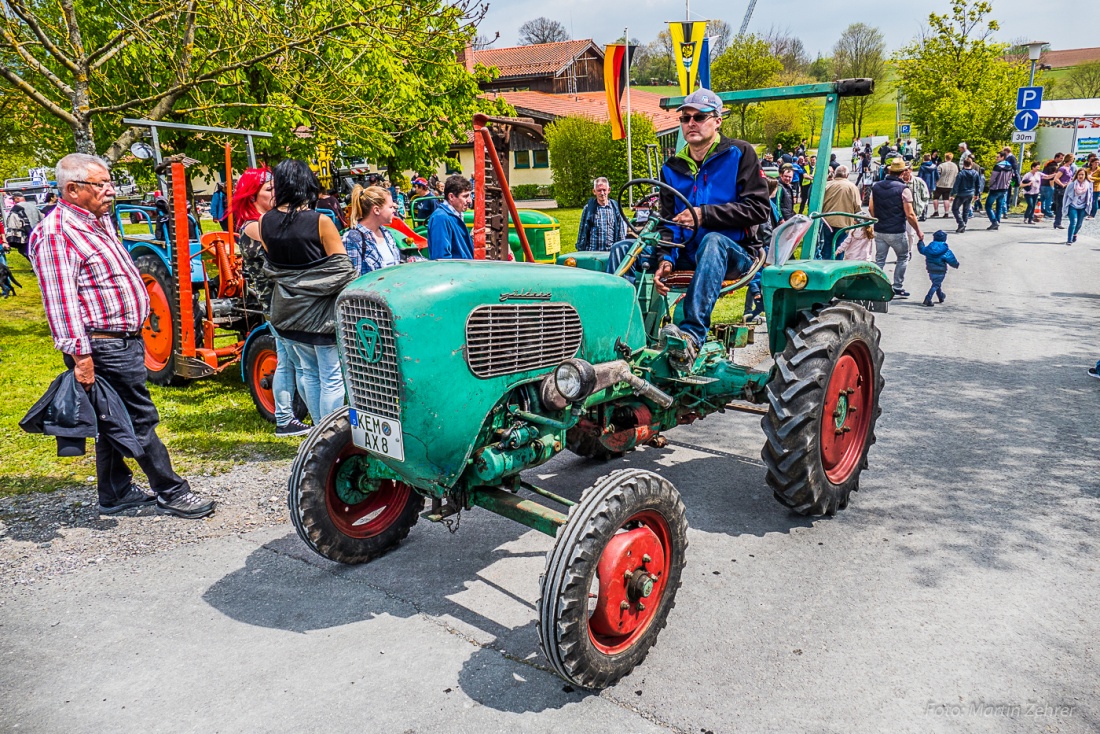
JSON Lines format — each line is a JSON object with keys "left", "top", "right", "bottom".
{"left": 337, "top": 296, "right": 401, "bottom": 421}
{"left": 465, "top": 303, "right": 583, "bottom": 379}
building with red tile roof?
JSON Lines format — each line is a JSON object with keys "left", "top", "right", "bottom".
{"left": 471, "top": 40, "right": 605, "bottom": 94}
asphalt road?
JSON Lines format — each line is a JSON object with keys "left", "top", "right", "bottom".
{"left": 2, "top": 218, "right": 1098, "bottom": 733}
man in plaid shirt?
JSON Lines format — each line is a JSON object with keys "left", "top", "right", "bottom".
{"left": 29, "top": 154, "right": 215, "bottom": 519}
{"left": 575, "top": 177, "right": 627, "bottom": 251}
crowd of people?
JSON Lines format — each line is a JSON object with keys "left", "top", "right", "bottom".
{"left": 8, "top": 99, "right": 1100, "bottom": 518}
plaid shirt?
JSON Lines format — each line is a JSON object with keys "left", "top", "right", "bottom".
{"left": 579, "top": 200, "right": 627, "bottom": 251}
{"left": 344, "top": 224, "right": 401, "bottom": 274}
{"left": 29, "top": 200, "right": 149, "bottom": 356}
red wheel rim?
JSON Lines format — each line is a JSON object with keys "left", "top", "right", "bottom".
{"left": 588, "top": 510, "right": 673, "bottom": 655}
{"left": 820, "top": 340, "right": 875, "bottom": 484}
{"left": 325, "top": 444, "right": 413, "bottom": 539}
{"left": 142, "top": 274, "right": 173, "bottom": 371}
{"left": 251, "top": 347, "right": 278, "bottom": 416}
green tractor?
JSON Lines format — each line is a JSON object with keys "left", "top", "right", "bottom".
{"left": 287, "top": 79, "right": 892, "bottom": 689}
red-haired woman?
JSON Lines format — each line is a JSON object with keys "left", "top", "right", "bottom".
{"left": 233, "top": 168, "right": 307, "bottom": 436}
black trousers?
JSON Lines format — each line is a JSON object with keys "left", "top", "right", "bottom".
{"left": 65, "top": 338, "right": 189, "bottom": 505}
{"left": 1052, "top": 191, "right": 1064, "bottom": 228}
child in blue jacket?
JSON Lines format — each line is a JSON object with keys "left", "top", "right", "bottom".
{"left": 917, "top": 230, "right": 960, "bottom": 307}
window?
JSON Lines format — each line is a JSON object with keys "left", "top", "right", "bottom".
{"left": 532, "top": 149, "right": 549, "bottom": 169}
{"left": 445, "top": 158, "right": 461, "bottom": 174}
{"left": 514, "top": 150, "right": 531, "bottom": 169}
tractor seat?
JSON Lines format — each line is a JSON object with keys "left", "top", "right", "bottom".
{"left": 663, "top": 270, "right": 742, "bottom": 291}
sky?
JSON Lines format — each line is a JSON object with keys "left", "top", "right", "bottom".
{"left": 477, "top": 0, "right": 1094, "bottom": 57}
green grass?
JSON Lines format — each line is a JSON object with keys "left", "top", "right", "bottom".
{"left": 0, "top": 254, "right": 296, "bottom": 497}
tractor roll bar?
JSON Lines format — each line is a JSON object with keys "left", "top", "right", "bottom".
{"left": 122, "top": 118, "right": 273, "bottom": 168}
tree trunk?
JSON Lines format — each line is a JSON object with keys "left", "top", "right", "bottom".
{"left": 70, "top": 116, "right": 96, "bottom": 154}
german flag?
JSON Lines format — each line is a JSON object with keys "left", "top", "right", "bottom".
{"left": 604, "top": 44, "right": 632, "bottom": 140}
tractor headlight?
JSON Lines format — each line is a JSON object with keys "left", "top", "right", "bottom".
{"left": 563, "top": 257, "right": 577, "bottom": 267}
{"left": 554, "top": 359, "right": 597, "bottom": 403}
{"left": 789, "top": 270, "right": 808, "bottom": 289}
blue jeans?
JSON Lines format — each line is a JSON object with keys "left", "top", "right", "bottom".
{"left": 1040, "top": 185, "right": 1054, "bottom": 216}
{"left": 283, "top": 339, "right": 344, "bottom": 423}
{"left": 1066, "top": 206, "right": 1086, "bottom": 242}
{"left": 986, "top": 190, "right": 1008, "bottom": 223}
{"left": 1092, "top": 190, "right": 1100, "bottom": 218}
{"left": 606, "top": 232, "right": 755, "bottom": 347}
{"left": 1023, "top": 194, "right": 1038, "bottom": 222}
{"left": 271, "top": 330, "right": 298, "bottom": 426}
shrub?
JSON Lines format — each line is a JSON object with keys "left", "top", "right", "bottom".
{"left": 510, "top": 183, "right": 543, "bottom": 200}
{"left": 544, "top": 114, "right": 657, "bottom": 207}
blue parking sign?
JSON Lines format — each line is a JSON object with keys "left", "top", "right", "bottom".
{"left": 900, "top": 124, "right": 911, "bottom": 135}
{"left": 1017, "top": 86, "right": 1043, "bottom": 110}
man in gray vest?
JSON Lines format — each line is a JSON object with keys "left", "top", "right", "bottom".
{"left": 869, "top": 158, "right": 924, "bottom": 298}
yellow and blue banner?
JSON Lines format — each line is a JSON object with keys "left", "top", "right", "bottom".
{"left": 669, "top": 21, "right": 707, "bottom": 96}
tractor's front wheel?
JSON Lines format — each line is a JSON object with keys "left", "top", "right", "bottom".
{"left": 289, "top": 408, "right": 423, "bottom": 564}
{"left": 538, "top": 469, "right": 688, "bottom": 689}
{"left": 134, "top": 255, "right": 184, "bottom": 386}
{"left": 761, "top": 301, "right": 884, "bottom": 515}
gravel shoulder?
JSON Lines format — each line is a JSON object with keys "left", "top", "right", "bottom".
{"left": 0, "top": 460, "right": 292, "bottom": 587}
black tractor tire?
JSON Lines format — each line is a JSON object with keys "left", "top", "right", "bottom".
{"left": 134, "top": 254, "right": 186, "bottom": 386}
{"left": 761, "top": 301, "right": 884, "bottom": 516}
{"left": 243, "top": 333, "right": 308, "bottom": 424}
{"left": 538, "top": 469, "right": 688, "bottom": 690}
{"left": 288, "top": 407, "right": 423, "bottom": 564}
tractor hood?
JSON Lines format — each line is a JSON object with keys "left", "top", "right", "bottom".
{"left": 335, "top": 260, "right": 647, "bottom": 491}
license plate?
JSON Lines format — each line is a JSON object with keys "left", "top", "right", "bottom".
{"left": 349, "top": 409, "right": 404, "bottom": 461}
{"left": 543, "top": 229, "right": 561, "bottom": 254}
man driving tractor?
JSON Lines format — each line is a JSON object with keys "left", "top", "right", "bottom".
{"left": 606, "top": 88, "right": 771, "bottom": 366}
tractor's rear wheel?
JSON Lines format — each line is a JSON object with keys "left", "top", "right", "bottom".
{"left": 538, "top": 469, "right": 687, "bottom": 689}
{"left": 289, "top": 407, "right": 423, "bottom": 564}
{"left": 134, "top": 255, "right": 184, "bottom": 386}
{"left": 761, "top": 301, "right": 884, "bottom": 516}
{"left": 243, "top": 333, "right": 308, "bottom": 424}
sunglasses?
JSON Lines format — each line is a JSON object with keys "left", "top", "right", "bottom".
{"left": 679, "top": 112, "right": 715, "bottom": 124}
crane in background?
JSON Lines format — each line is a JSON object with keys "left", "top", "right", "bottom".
{"left": 738, "top": 0, "right": 758, "bottom": 36}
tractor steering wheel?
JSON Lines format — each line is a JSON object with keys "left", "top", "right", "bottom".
{"left": 616, "top": 178, "right": 699, "bottom": 250}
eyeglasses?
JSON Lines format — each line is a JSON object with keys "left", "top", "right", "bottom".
{"left": 74, "top": 180, "right": 115, "bottom": 191}
{"left": 679, "top": 112, "right": 715, "bottom": 124}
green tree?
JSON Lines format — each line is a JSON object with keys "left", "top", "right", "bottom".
{"left": 833, "top": 24, "right": 886, "bottom": 140}
{"left": 895, "top": 0, "right": 1032, "bottom": 164}
{"left": 807, "top": 54, "right": 833, "bottom": 82}
{"left": 544, "top": 113, "right": 656, "bottom": 207}
{"left": 711, "top": 34, "right": 782, "bottom": 138}
{"left": 1063, "top": 60, "right": 1100, "bottom": 99}
{"left": 0, "top": 0, "right": 493, "bottom": 174}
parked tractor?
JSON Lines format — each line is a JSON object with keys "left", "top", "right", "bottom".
{"left": 286, "top": 81, "right": 890, "bottom": 689}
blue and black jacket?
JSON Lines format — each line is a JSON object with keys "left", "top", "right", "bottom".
{"left": 657, "top": 135, "right": 772, "bottom": 268}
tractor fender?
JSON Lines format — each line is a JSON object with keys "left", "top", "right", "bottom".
{"left": 761, "top": 261, "right": 892, "bottom": 356}
{"left": 240, "top": 322, "right": 273, "bottom": 383}
{"left": 126, "top": 241, "right": 207, "bottom": 283}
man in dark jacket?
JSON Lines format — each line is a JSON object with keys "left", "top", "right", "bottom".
{"left": 607, "top": 88, "right": 770, "bottom": 365}
{"left": 985, "top": 151, "right": 1020, "bottom": 230}
{"left": 951, "top": 158, "right": 983, "bottom": 233}
{"left": 869, "top": 158, "right": 924, "bottom": 297}
{"left": 575, "top": 177, "right": 627, "bottom": 251}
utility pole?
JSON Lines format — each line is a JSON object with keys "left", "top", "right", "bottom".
{"left": 1015, "top": 42, "right": 1047, "bottom": 208}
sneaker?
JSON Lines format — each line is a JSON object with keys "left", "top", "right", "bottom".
{"left": 892, "top": 288, "right": 910, "bottom": 298}
{"left": 929, "top": 213, "right": 940, "bottom": 218}
{"left": 98, "top": 486, "right": 157, "bottom": 515}
{"left": 659, "top": 324, "right": 698, "bottom": 372}
{"left": 921, "top": 299, "right": 933, "bottom": 307}
{"left": 956, "top": 226, "right": 965, "bottom": 233}
{"left": 937, "top": 290, "right": 946, "bottom": 303}
{"left": 1072, "top": 236, "right": 1078, "bottom": 243}
{"left": 1089, "top": 368, "right": 1100, "bottom": 380}
{"left": 157, "top": 491, "right": 216, "bottom": 519}
{"left": 275, "top": 419, "right": 311, "bottom": 437}
{"left": 986, "top": 223, "right": 999, "bottom": 230}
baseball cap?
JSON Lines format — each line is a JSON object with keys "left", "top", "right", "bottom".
{"left": 677, "top": 88, "right": 724, "bottom": 115}
{"left": 412, "top": 177, "right": 428, "bottom": 188}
